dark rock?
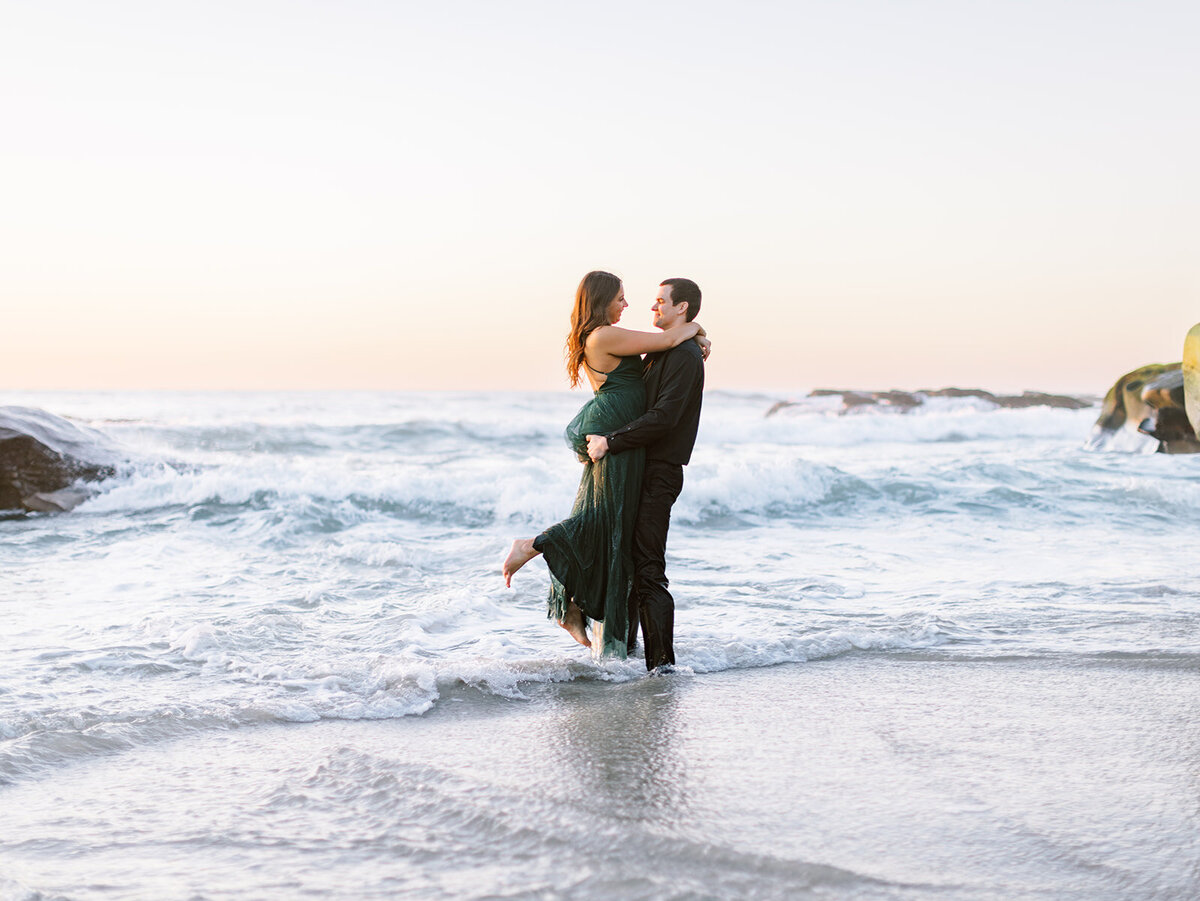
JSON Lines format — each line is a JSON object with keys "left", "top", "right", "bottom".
{"left": 1136, "top": 369, "right": 1200, "bottom": 452}
{"left": 1138, "top": 406, "right": 1196, "bottom": 442}
{"left": 807, "top": 389, "right": 921, "bottom": 409}
{"left": 1089, "top": 363, "right": 1200, "bottom": 453}
{"left": 1140, "top": 368, "right": 1185, "bottom": 410}
{"left": 921, "top": 388, "right": 999, "bottom": 402}
{"left": 0, "top": 407, "right": 121, "bottom": 512}
{"left": 786, "top": 387, "right": 1090, "bottom": 415}
{"left": 841, "top": 392, "right": 882, "bottom": 409}
{"left": 873, "top": 390, "right": 922, "bottom": 408}
{"left": 992, "top": 392, "right": 1092, "bottom": 410}
{"left": 1092, "top": 363, "right": 1179, "bottom": 434}
{"left": 919, "top": 388, "right": 1090, "bottom": 409}
{"left": 921, "top": 388, "right": 998, "bottom": 398}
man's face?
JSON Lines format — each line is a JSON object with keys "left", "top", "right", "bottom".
{"left": 652, "top": 284, "right": 686, "bottom": 330}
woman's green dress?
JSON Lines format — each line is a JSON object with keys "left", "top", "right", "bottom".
{"left": 537, "top": 356, "right": 646, "bottom": 658}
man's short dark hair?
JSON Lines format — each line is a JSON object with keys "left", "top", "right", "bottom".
{"left": 660, "top": 278, "right": 701, "bottom": 321}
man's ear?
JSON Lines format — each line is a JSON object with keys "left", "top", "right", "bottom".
{"left": 676, "top": 301, "right": 688, "bottom": 320}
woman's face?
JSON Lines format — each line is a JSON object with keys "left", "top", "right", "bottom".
{"left": 605, "top": 287, "right": 628, "bottom": 324}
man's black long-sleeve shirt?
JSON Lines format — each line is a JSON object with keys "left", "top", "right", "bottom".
{"left": 606, "top": 341, "right": 705, "bottom": 465}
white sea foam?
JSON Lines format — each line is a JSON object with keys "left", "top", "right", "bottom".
{"left": 674, "top": 455, "right": 846, "bottom": 522}
{"left": 0, "top": 875, "right": 39, "bottom": 901}
{"left": 683, "top": 620, "right": 952, "bottom": 673}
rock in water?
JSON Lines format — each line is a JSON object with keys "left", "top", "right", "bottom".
{"left": 766, "top": 388, "right": 1090, "bottom": 416}
{"left": 1088, "top": 363, "right": 1200, "bottom": 453}
{"left": 0, "top": 407, "right": 121, "bottom": 512}
{"left": 1138, "top": 367, "right": 1185, "bottom": 411}
{"left": 1135, "top": 369, "right": 1200, "bottom": 453}
{"left": 1092, "top": 363, "right": 1178, "bottom": 434}
{"left": 1184, "top": 323, "right": 1200, "bottom": 440}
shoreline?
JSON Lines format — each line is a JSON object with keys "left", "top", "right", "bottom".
{"left": 2, "top": 655, "right": 1196, "bottom": 900}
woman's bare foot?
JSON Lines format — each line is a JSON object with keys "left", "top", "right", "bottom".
{"left": 502, "top": 538, "right": 540, "bottom": 587}
{"left": 558, "top": 602, "right": 591, "bottom": 649}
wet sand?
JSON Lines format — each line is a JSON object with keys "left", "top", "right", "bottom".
{"left": 3, "top": 656, "right": 1199, "bottom": 900}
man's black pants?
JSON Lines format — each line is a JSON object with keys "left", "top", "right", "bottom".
{"left": 626, "top": 460, "right": 684, "bottom": 670}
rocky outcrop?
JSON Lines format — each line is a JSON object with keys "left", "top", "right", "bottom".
{"left": 807, "top": 389, "right": 922, "bottom": 410}
{"left": 1184, "top": 323, "right": 1200, "bottom": 437}
{"left": 1091, "top": 363, "right": 1177, "bottom": 434}
{"left": 0, "top": 407, "right": 121, "bottom": 512}
{"left": 1134, "top": 369, "right": 1200, "bottom": 452}
{"left": 1088, "top": 363, "right": 1200, "bottom": 453}
{"left": 766, "top": 388, "right": 1091, "bottom": 417}
{"left": 922, "top": 388, "right": 1092, "bottom": 410}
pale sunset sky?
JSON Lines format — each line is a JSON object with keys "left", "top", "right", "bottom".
{"left": 2, "top": 0, "right": 1196, "bottom": 393}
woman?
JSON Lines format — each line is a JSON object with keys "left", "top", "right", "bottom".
{"left": 502, "top": 270, "right": 706, "bottom": 658}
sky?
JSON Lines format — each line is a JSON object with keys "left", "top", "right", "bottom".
{"left": 1, "top": 0, "right": 1196, "bottom": 394}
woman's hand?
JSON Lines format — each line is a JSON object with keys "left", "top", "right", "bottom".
{"left": 585, "top": 434, "right": 609, "bottom": 461}
{"left": 695, "top": 335, "right": 712, "bottom": 361}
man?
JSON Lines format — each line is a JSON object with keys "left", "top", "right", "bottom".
{"left": 586, "top": 277, "right": 706, "bottom": 672}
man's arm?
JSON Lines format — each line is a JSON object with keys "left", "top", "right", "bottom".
{"left": 588, "top": 348, "right": 702, "bottom": 461}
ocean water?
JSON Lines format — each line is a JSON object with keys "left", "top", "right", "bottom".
{"left": 2, "top": 389, "right": 1199, "bottom": 900}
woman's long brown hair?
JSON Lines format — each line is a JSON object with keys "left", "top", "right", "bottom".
{"left": 565, "top": 270, "right": 622, "bottom": 387}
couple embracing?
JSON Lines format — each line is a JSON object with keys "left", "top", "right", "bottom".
{"left": 503, "top": 270, "right": 707, "bottom": 672}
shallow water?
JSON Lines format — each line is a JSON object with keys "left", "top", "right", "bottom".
{"left": 2, "top": 389, "right": 1199, "bottom": 899}
{"left": 3, "top": 660, "right": 1198, "bottom": 900}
